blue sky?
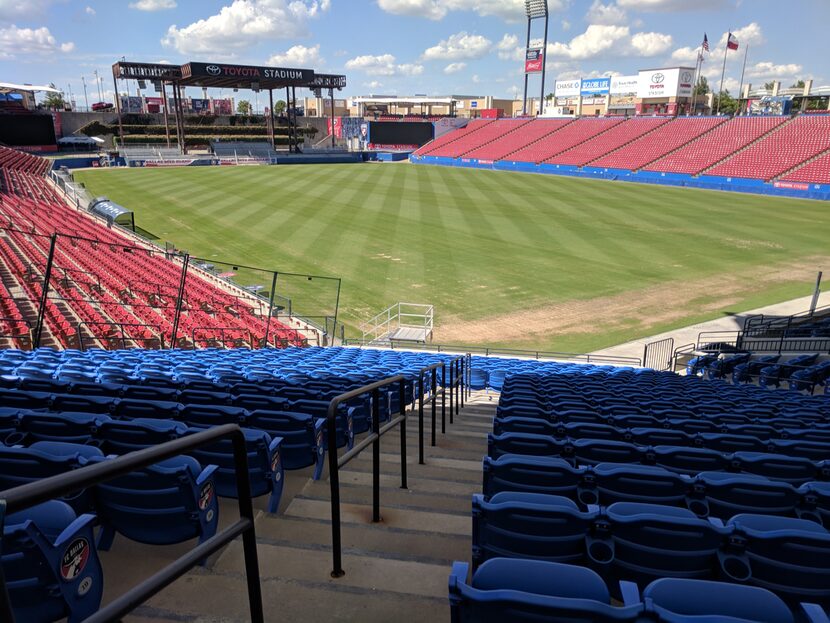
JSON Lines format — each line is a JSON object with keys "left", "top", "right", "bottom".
{"left": 1, "top": 0, "right": 828, "bottom": 106}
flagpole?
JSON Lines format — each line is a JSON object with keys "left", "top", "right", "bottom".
{"left": 716, "top": 31, "right": 730, "bottom": 115}
{"left": 737, "top": 43, "right": 749, "bottom": 115}
{"left": 691, "top": 48, "right": 701, "bottom": 115}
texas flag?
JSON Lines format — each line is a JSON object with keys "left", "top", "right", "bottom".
{"left": 726, "top": 33, "right": 739, "bottom": 50}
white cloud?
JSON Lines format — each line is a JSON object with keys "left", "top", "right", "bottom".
{"left": 472, "top": 74, "right": 481, "bottom": 83}
{"left": 718, "top": 22, "right": 763, "bottom": 48}
{"left": 345, "top": 53, "right": 423, "bottom": 76}
{"left": 586, "top": 1, "right": 627, "bottom": 25}
{"left": 631, "top": 31, "right": 672, "bottom": 56}
{"left": 496, "top": 33, "right": 521, "bottom": 60}
{"left": 376, "top": 0, "right": 566, "bottom": 23}
{"left": 422, "top": 31, "right": 492, "bottom": 61}
{"left": 0, "top": 0, "right": 54, "bottom": 21}
{"left": 561, "top": 20, "right": 571, "bottom": 31}
{"left": 85, "top": 6, "right": 96, "bottom": 16}
{"left": 444, "top": 62, "right": 467, "bottom": 74}
{"left": 364, "top": 80, "right": 383, "bottom": 89}
{"left": 746, "top": 61, "right": 803, "bottom": 80}
{"left": 547, "top": 24, "right": 671, "bottom": 60}
{"left": 267, "top": 43, "right": 322, "bottom": 67}
{"left": 617, "top": 0, "right": 729, "bottom": 10}
{"left": 672, "top": 24, "right": 763, "bottom": 67}
{"left": 0, "top": 25, "right": 74, "bottom": 60}
{"left": 130, "top": 0, "right": 177, "bottom": 10}
{"left": 162, "top": 0, "right": 329, "bottom": 55}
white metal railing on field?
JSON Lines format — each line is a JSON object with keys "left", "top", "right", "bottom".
{"left": 360, "top": 302, "right": 433, "bottom": 344}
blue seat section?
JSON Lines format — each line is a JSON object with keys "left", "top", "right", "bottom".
{"left": 91, "top": 454, "right": 219, "bottom": 550}
{"left": 0, "top": 443, "right": 103, "bottom": 513}
{"left": 2, "top": 501, "right": 104, "bottom": 623}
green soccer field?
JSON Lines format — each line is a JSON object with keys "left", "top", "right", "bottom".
{"left": 74, "top": 163, "right": 830, "bottom": 353}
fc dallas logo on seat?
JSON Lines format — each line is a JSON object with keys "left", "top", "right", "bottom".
{"left": 61, "top": 538, "right": 90, "bottom": 581}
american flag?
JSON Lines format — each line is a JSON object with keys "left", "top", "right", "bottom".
{"left": 702, "top": 33, "right": 709, "bottom": 52}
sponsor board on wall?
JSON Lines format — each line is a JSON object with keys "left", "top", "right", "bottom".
{"left": 774, "top": 181, "right": 810, "bottom": 191}
{"left": 580, "top": 78, "right": 610, "bottom": 95}
{"left": 637, "top": 68, "right": 695, "bottom": 99}
{"left": 554, "top": 79, "right": 580, "bottom": 98}
{"left": 609, "top": 94, "right": 637, "bottom": 109}
{"left": 610, "top": 75, "right": 639, "bottom": 95}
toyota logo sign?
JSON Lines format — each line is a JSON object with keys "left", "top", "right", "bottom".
{"left": 651, "top": 73, "right": 665, "bottom": 84}
{"left": 206, "top": 65, "right": 221, "bottom": 76}
{"left": 681, "top": 71, "right": 693, "bottom": 83}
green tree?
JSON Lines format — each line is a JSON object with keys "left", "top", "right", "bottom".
{"left": 763, "top": 81, "right": 776, "bottom": 90}
{"left": 791, "top": 79, "right": 806, "bottom": 89}
{"left": 236, "top": 99, "right": 251, "bottom": 115}
{"left": 274, "top": 100, "right": 286, "bottom": 114}
{"left": 694, "top": 76, "right": 710, "bottom": 95}
{"left": 714, "top": 89, "right": 739, "bottom": 114}
{"left": 42, "top": 83, "right": 66, "bottom": 110}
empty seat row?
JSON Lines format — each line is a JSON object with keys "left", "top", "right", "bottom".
{"left": 482, "top": 454, "right": 830, "bottom": 523}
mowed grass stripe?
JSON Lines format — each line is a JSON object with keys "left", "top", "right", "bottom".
{"left": 75, "top": 164, "right": 830, "bottom": 352}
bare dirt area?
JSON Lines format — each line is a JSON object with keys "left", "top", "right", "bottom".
{"left": 434, "top": 256, "right": 830, "bottom": 346}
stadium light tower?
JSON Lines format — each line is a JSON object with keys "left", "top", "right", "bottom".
{"left": 522, "top": 0, "right": 549, "bottom": 116}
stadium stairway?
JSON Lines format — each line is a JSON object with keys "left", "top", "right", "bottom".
{"left": 101, "top": 392, "right": 499, "bottom": 622}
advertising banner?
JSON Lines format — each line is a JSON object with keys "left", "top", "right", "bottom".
{"left": 525, "top": 48, "right": 544, "bottom": 74}
{"left": 433, "top": 117, "right": 468, "bottom": 139}
{"left": 749, "top": 96, "right": 792, "bottom": 116}
{"left": 637, "top": 68, "right": 694, "bottom": 99}
{"left": 609, "top": 95, "right": 637, "bottom": 109}
{"left": 580, "top": 77, "right": 610, "bottom": 95}
{"left": 326, "top": 116, "right": 343, "bottom": 139}
{"left": 120, "top": 96, "right": 143, "bottom": 113}
{"left": 191, "top": 98, "right": 210, "bottom": 113}
{"left": 610, "top": 75, "right": 639, "bottom": 95}
{"left": 213, "top": 99, "right": 233, "bottom": 115}
{"left": 554, "top": 79, "right": 580, "bottom": 97}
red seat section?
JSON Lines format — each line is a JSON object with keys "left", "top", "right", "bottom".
{"left": 707, "top": 116, "right": 830, "bottom": 181}
{"left": 0, "top": 147, "right": 307, "bottom": 350}
{"left": 438, "top": 119, "right": 534, "bottom": 159}
{"left": 646, "top": 116, "right": 790, "bottom": 175}
{"left": 0, "top": 145, "right": 52, "bottom": 176}
{"left": 780, "top": 150, "right": 830, "bottom": 185}
{"left": 464, "top": 119, "right": 574, "bottom": 161}
{"left": 546, "top": 117, "right": 670, "bottom": 166}
{"left": 413, "top": 120, "right": 493, "bottom": 156}
{"left": 508, "top": 117, "right": 625, "bottom": 164}
{"left": 591, "top": 117, "right": 725, "bottom": 171}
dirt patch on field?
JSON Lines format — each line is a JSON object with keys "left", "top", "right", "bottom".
{"left": 435, "top": 256, "right": 829, "bottom": 345}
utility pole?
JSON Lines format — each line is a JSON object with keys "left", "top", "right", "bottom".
{"left": 82, "top": 76, "right": 89, "bottom": 110}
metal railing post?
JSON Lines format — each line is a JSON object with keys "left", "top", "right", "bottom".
{"left": 33, "top": 233, "right": 57, "bottom": 348}
{"left": 432, "top": 368, "right": 438, "bottom": 447}
{"left": 455, "top": 359, "right": 460, "bottom": 417}
{"left": 449, "top": 360, "right": 454, "bottom": 425}
{"left": 460, "top": 357, "right": 465, "bottom": 408}
{"left": 170, "top": 253, "right": 189, "bottom": 349}
{"left": 372, "top": 387, "right": 381, "bottom": 523}
{"left": 441, "top": 364, "right": 447, "bottom": 434}
{"left": 327, "top": 399, "right": 344, "bottom": 577}
{"left": 399, "top": 379, "right": 407, "bottom": 489}
{"left": 418, "top": 373, "right": 425, "bottom": 464}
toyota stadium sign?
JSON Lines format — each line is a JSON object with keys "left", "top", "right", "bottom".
{"left": 184, "top": 62, "right": 314, "bottom": 85}
{"left": 637, "top": 67, "right": 695, "bottom": 99}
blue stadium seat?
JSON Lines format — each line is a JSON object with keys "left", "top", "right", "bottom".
{"left": 639, "top": 577, "right": 799, "bottom": 623}
{"left": 178, "top": 404, "right": 247, "bottom": 427}
{"left": 592, "top": 502, "right": 727, "bottom": 595}
{"left": 246, "top": 409, "right": 325, "bottom": 479}
{"left": 472, "top": 493, "right": 594, "bottom": 569}
{"left": 51, "top": 393, "right": 116, "bottom": 415}
{"left": 651, "top": 445, "right": 732, "bottom": 475}
{"left": 691, "top": 472, "right": 801, "bottom": 519}
{"left": 735, "top": 451, "right": 825, "bottom": 485}
{"left": 2, "top": 501, "right": 104, "bottom": 623}
{"left": 114, "top": 398, "right": 182, "bottom": 420}
{"left": 487, "top": 432, "right": 571, "bottom": 460}
{"left": 591, "top": 462, "right": 690, "bottom": 508}
{"left": 92, "top": 455, "right": 219, "bottom": 550}
{"left": 448, "top": 558, "right": 641, "bottom": 623}
{"left": 95, "top": 418, "right": 187, "bottom": 455}
{"left": 724, "top": 514, "right": 830, "bottom": 606}
{"left": 482, "top": 454, "right": 584, "bottom": 500}
{"left": 572, "top": 438, "right": 644, "bottom": 466}
{"left": 184, "top": 427, "right": 284, "bottom": 512}
{"left": 17, "top": 410, "right": 108, "bottom": 444}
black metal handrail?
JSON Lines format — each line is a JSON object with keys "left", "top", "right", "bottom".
{"left": 0, "top": 424, "right": 264, "bottom": 623}
{"left": 326, "top": 376, "right": 407, "bottom": 578}
{"left": 78, "top": 320, "right": 165, "bottom": 351}
{"left": 414, "top": 355, "right": 466, "bottom": 464}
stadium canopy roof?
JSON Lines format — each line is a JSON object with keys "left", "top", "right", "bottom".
{"left": 352, "top": 96, "right": 460, "bottom": 105}
{"left": 0, "top": 82, "right": 61, "bottom": 94}
{"left": 113, "top": 61, "right": 346, "bottom": 91}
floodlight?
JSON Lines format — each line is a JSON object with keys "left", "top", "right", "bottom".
{"left": 525, "top": 0, "right": 548, "bottom": 18}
